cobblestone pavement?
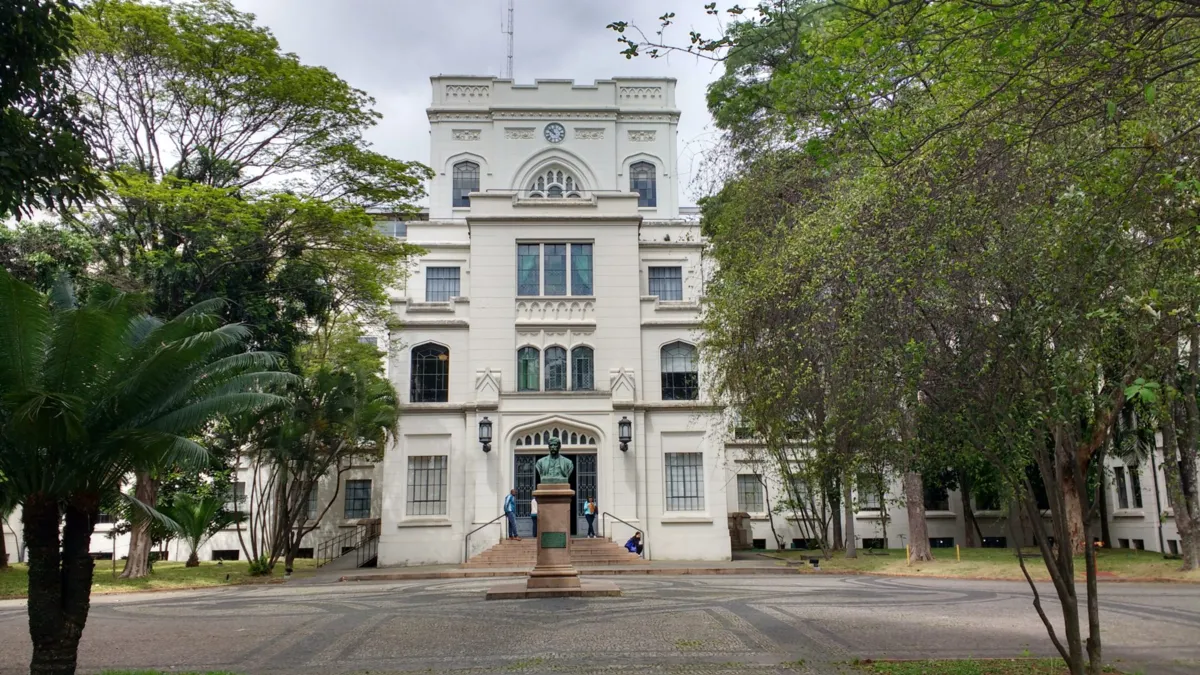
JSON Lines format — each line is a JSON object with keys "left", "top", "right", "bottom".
{"left": 1, "top": 576, "right": 1198, "bottom": 674}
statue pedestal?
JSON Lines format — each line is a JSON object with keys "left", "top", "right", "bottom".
{"left": 485, "top": 482, "right": 621, "bottom": 600}
{"left": 526, "top": 482, "right": 580, "bottom": 590}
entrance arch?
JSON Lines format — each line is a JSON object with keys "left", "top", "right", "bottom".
{"left": 508, "top": 418, "right": 603, "bottom": 537}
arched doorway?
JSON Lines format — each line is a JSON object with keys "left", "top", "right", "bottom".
{"left": 513, "top": 425, "right": 598, "bottom": 537}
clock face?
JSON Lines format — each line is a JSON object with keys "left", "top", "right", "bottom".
{"left": 544, "top": 123, "right": 566, "bottom": 143}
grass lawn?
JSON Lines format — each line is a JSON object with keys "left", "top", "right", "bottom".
{"left": 0, "top": 559, "right": 318, "bottom": 600}
{"left": 852, "top": 658, "right": 1121, "bottom": 674}
{"left": 770, "top": 547, "right": 1200, "bottom": 582}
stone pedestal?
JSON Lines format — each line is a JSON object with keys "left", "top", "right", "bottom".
{"left": 526, "top": 482, "right": 580, "bottom": 590}
{"left": 486, "top": 482, "right": 621, "bottom": 599}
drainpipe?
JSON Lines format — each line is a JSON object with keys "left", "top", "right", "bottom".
{"left": 1151, "top": 445, "right": 1166, "bottom": 553}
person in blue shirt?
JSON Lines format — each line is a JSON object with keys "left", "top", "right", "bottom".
{"left": 504, "top": 489, "right": 520, "bottom": 540}
{"left": 624, "top": 532, "right": 643, "bottom": 555}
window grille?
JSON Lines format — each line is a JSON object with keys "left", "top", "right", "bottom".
{"left": 630, "top": 162, "right": 657, "bottom": 207}
{"left": 923, "top": 484, "right": 950, "bottom": 512}
{"left": 1129, "top": 464, "right": 1143, "bottom": 508}
{"left": 856, "top": 473, "right": 882, "bottom": 510}
{"left": 528, "top": 167, "right": 582, "bottom": 198}
{"left": 344, "top": 480, "right": 372, "bottom": 519}
{"left": 661, "top": 342, "right": 699, "bottom": 400}
{"left": 410, "top": 344, "right": 449, "bottom": 402}
{"left": 737, "top": 474, "right": 764, "bottom": 512}
{"left": 517, "top": 244, "right": 540, "bottom": 296}
{"left": 305, "top": 489, "right": 318, "bottom": 520}
{"left": 518, "top": 347, "right": 540, "bottom": 391}
{"left": 545, "top": 346, "right": 567, "bottom": 391}
{"left": 453, "top": 161, "right": 479, "bottom": 207}
{"left": 1115, "top": 466, "right": 1129, "bottom": 509}
{"left": 407, "top": 456, "right": 448, "bottom": 516}
{"left": 425, "top": 267, "right": 460, "bottom": 302}
{"left": 666, "top": 452, "right": 704, "bottom": 511}
{"left": 571, "top": 346, "right": 594, "bottom": 390}
{"left": 543, "top": 244, "right": 567, "bottom": 296}
{"left": 649, "top": 266, "right": 683, "bottom": 301}
{"left": 571, "top": 244, "right": 593, "bottom": 295}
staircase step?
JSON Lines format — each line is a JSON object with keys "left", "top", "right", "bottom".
{"left": 465, "top": 537, "right": 648, "bottom": 568}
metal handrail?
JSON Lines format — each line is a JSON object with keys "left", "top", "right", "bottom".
{"left": 356, "top": 520, "right": 381, "bottom": 568}
{"left": 600, "top": 512, "right": 645, "bottom": 558}
{"left": 464, "top": 512, "right": 510, "bottom": 564}
{"left": 315, "top": 520, "right": 376, "bottom": 568}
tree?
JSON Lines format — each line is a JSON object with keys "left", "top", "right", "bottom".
{"left": 67, "top": 0, "right": 428, "bottom": 578}
{"left": 0, "top": 266, "right": 291, "bottom": 675}
{"left": 160, "top": 494, "right": 239, "bottom": 567}
{"left": 0, "top": 222, "right": 95, "bottom": 293}
{"left": 0, "top": 0, "right": 103, "bottom": 219}
{"left": 237, "top": 323, "right": 397, "bottom": 574}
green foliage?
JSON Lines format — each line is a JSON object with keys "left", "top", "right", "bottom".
{"left": 158, "top": 494, "right": 239, "bottom": 564}
{"left": 0, "top": 220, "right": 94, "bottom": 293}
{"left": 0, "top": 0, "right": 103, "bottom": 218}
{"left": 246, "top": 554, "right": 271, "bottom": 577}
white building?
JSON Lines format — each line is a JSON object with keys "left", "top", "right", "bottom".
{"left": 375, "top": 76, "right": 729, "bottom": 565}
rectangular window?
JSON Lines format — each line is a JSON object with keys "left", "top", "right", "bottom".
{"left": 344, "top": 479, "right": 372, "bottom": 519}
{"left": 226, "top": 481, "right": 246, "bottom": 514}
{"left": 305, "top": 489, "right": 318, "bottom": 520}
{"left": 543, "top": 244, "right": 567, "bottom": 295}
{"left": 375, "top": 221, "right": 407, "bottom": 238}
{"left": 425, "top": 267, "right": 461, "bottom": 302}
{"left": 1118, "top": 538, "right": 1130, "bottom": 549}
{"left": 1114, "top": 466, "right": 1129, "bottom": 509}
{"left": 517, "top": 244, "right": 540, "bottom": 296}
{"left": 665, "top": 452, "right": 704, "bottom": 511}
{"left": 516, "top": 243, "right": 593, "bottom": 296}
{"left": 406, "top": 456, "right": 448, "bottom": 516}
{"left": 96, "top": 512, "right": 114, "bottom": 525}
{"left": 212, "top": 549, "right": 240, "bottom": 561}
{"left": 789, "top": 476, "right": 811, "bottom": 508}
{"left": 1169, "top": 539, "right": 1180, "bottom": 555}
{"left": 862, "top": 538, "right": 886, "bottom": 550}
{"left": 1129, "top": 464, "right": 1143, "bottom": 508}
{"left": 856, "top": 473, "right": 882, "bottom": 510}
{"left": 929, "top": 537, "right": 955, "bottom": 549}
{"left": 1132, "top": 539, "right": 1145, "bottom": 550}
{"left": 737, "top": 474, "right": 764, "bottom": 513}
{"left": 571, "top": 243, "right": 593, "bottom": 295}
{"left": 648, "top": 266, "right": 683, "bottom": 301}
{"left": 923, "top": 484, "right": 950, "bottom": 512}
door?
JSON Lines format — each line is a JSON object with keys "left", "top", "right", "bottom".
{"left": 515, "top": 455, "right": 537, "bottom": 537}
{"left": 574, "top": 453, "right": 597, "bottom": 536}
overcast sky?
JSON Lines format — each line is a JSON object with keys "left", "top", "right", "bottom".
{"left": 229, "top": 0, "right": 727, "bottom": 205}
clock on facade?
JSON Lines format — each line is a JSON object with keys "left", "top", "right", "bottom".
{"left": 544, "top": 123, "right": 566, "bottom": 143}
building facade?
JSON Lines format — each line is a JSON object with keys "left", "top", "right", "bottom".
{"left": 376, "top": 76, "right": 729, "bottom": 565}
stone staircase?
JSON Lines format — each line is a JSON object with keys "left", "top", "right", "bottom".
{"left": 463, "top": 537, "right": 648, "bottom": 568}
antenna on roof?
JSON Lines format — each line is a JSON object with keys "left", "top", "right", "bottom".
{"left": 503, "top": 0, "right": 514, "bottom": 79}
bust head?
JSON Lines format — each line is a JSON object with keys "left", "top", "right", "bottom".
{"left": 547, "top": 437, "right": 561, "bottom": 456}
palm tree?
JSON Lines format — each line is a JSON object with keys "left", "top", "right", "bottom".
{"left": 161, "top": 494, "right": 240, "bottom": 567}
{"left": 0, "top": 268, "right": 293, "bottom": 675}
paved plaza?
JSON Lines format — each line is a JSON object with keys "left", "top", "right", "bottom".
{"left": 1, "top": 575, "right": 1198, "bottom": 674}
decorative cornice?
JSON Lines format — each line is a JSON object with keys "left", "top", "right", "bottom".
{"left": 619, "top": 86, "right": 664, "bottom": 101}
{"left": 505, "top": 127, "right": 535, "bottom": 139}
{"left": 445, "top": 84, "right": 490, "bottom": 99}
{"left": 574, "top": 127, "right": 605, "bottom": 140}
{"left": 394, "top": 320, "right": 471, "bottom": 330}
{"left": 628, "top": 130, "right": 656, "bottom": 142}
{"left": 452, "top": 129, "right": 481, "bottom": 141}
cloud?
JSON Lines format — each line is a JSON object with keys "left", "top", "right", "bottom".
{"left": 230, "top": 0, "right": 725, "bottom": 203}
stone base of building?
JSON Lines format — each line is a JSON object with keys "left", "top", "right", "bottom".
{"left": 485, "top": 578, "right": 622, "bottom": 600}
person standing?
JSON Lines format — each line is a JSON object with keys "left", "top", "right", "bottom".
{"left": 530, "top": 496, "right": 538, "bottom": 537}
{"left": 504, "top": 489, "right": 520, "bottom": 540}
{"left": 584, "top": 497, "right": 597, "bottom": 538}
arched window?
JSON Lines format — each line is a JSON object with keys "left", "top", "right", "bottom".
{"left": 630, "top": 162, "right": 657, "bottom": 207}
{"left": 661, "top": 342, "right": 698, "bottom": 400}
{"left": 528, "top": 167, "right": 582, "bottom": 198}
{"left": 453, "top": 161, "right": 479, "bottom": 207}
{"left": 411, "top": 344, "right": 449, "bottom": 402}
{"left": 545, "top": 346, "right": 567, "bottom": 391}
{"left": 517, "top": 347, "right": 540, "bottom": 392}
{"left": 571, "top": 346, "right": 594, "bottom": 391}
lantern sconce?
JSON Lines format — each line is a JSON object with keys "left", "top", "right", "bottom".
{"left": 479, "top": 416, "right": 493, "bottom": 453}
{"left": 618, "top": 416, "right": 632, "bottom": 452}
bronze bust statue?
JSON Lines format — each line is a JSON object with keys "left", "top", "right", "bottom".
{"left": 535, "top": 437, "right": 574, "bottom": 484}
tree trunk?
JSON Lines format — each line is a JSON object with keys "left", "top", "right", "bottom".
{"left": 903, "top": 471, "right": 934, "bottom": 562}
{"left": 1056, "top": 429, "right": 1088, "bottom": 555}
{"left": 959, "top": 473, "right": 978, "bottom": 548}
{"left": 186, "top": 551, "right": 199, "bottom": 567}
{"left": 831, "top": 482, "right": 843, "bottom": 550}
{"left": 843, "top": 473, "right": 857, "bottom": 558}
{"left": 1162, "top": 398, "right": 1200, "bottom": 569}
{"left": 0, "top": 516, "right": 8, "bottom": 570}
{"left": 25, "top": 494, "right": 98, "bottom": 675}
{"left": 119, "top": 472, "right": 157, "bottom": 579}
{"left": 1097, "top": 453, "right": 1112, "bottom": 549}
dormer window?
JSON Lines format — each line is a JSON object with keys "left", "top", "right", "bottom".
{"left": 528, "top": 168, "right": 582, "bottom": 198}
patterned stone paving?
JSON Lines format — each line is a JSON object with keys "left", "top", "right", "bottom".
{"left": 1, "top": 576, "right": 1199, "bottom": 674}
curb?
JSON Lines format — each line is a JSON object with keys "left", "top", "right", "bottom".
{"left": 338, "top": 566, "right": 800, "bottom": 582}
